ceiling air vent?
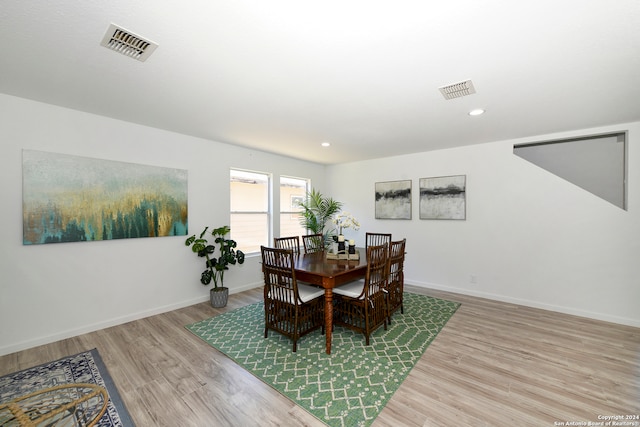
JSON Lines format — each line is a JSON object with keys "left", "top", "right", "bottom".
{"left": 438, "top": 79, "right": 476, "bottom": 100}
{"left": 100, "top": 24, "right": 158, "bottom": 62}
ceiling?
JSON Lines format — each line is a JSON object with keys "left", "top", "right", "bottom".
{"left": 1, "top": 1, "right": 639, "bottom": 165}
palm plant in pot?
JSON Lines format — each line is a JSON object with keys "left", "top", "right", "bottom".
{"left": 297, "top": 188, "right": 342, "bottom": 246}
{"left": 185, "top": 225, "right": 245, "bottom": 308}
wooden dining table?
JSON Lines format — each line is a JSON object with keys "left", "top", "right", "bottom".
{"left": 293, "top": 248, "right": 368, "bottom": 354}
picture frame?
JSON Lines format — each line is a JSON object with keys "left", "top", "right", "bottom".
{"left": 375, "top": 180, "right": 412, "bottom": 219}
{"left": 22, "top": 150, "right": 189, "bottom": 244}
{"left": 419, "top": 175, "right": 466, "bottom": 220}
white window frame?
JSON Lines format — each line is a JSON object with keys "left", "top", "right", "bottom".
{"left": 230, "top": 168, "right": 272, "bottom": 254}
{"left": 279, "top": 175, "right": 310, "bottom": 237}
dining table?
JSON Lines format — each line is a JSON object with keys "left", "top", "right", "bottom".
{"left": 293, "top": 247, "right": 368, "bottom": 354}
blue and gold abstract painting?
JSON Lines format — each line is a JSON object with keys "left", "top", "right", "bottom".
{"left": 23, "top": 150, "right": 188, "bottom": 245}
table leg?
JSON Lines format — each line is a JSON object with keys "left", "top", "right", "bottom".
{"left": 324, "top": 288, "right": 333, "bottom": 354}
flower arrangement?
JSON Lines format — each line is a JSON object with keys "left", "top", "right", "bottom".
{"left": 332, "top": 211, "right": 360, "bottom": 236}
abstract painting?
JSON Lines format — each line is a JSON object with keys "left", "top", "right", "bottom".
{"left": 23, "top": 150, "right": 188, "bottom": 245}
{"left": 419, "top": 175, "right": 466, "bottom": 220}
{"left": 375, "top": 180, "right": 412, "bottom": 219}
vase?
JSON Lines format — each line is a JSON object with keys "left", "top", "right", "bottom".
{"left": 210, "top": 287, "right": 229, "bottom": 308}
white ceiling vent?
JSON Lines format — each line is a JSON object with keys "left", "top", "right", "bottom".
{"left": 100, "top": 24, "right": 158, "bottom": 62}
{"left": 438, "top": 80, "right": 476, "bottom": 100}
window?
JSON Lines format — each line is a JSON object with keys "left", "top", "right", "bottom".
{"left": 230, "top": 169, "right": 270, "bottom": 254}
{"left": 280, "top": 176, "right": 309, "bottom": 238}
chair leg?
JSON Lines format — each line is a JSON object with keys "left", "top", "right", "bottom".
{"left": 384, "top": 289, "right": 392, "bottom": 325}
{"left": 364, "top": 307, "right": 371, "bottom": 345}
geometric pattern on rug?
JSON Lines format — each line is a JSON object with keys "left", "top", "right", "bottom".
{"left": 0, "top": 348, "right": 135, "bottom": 427}
{"left": 186, "top": 292, "right": 460, "bottom": 427}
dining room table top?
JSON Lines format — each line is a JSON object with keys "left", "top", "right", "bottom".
{"left": 293, "top": 247, "right": 367, "bottom": 279}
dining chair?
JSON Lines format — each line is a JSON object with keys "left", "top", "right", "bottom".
{"left": 274, "top": 236, "right": 301, "bottom": 256}
{"left": 302, "top": 233, "right": 324, "bottom": 254}
{"left": 332, "top": 244, "right": 390, "bottom": 345}
{"left": 365, "top": 232, "right": 392, "bottom": 249}
{"left": 386, "top": 238, "right": 406, "bottom": 323}
{"left": 261, "top": 246, "right": 325, "bottom": 352}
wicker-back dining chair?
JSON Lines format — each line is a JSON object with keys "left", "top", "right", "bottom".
{"left": 274, "top": 236, "right": 301, "bottom": 256}
{"left": 332, "top": 244, "right": 390, "bottom": 345}
{"left": 302, "top": 233, "right": 324, "bottom": 254}
{"left": 386, "top": 238, "right": 406, "bottom": 323}
{"left": 365, "top": 232, "right": 392, "bottom": 249}
{"left": 261, "top": 246, "right": 324, "bottom": 352}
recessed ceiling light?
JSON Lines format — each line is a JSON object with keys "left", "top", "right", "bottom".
{"left": 469, "top": 109, "right": 485, "bottom": 116}
{"left": 321, "top": 142, "right": 331, "bottom": 147}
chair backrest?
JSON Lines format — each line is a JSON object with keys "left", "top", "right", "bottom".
{"left": 388, "top": 239, "right": 406, "bottom": 286}
{"left": 302, "top": 233, "right": 324, "bottom": 254}
{"left": 365, "top": 232, "right": 392, "bottom": 249}
{"left": 364, "top": 244, "right": 390, "bottom": 297}
{"left": 274, "top": 236, "right": 301, "bottom": 256}
{"left": 261, "top": 246, "right": 301, "bottom": 304}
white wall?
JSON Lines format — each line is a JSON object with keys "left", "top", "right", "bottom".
{"left": 327, "top": 123, "right": 640, "bottom": 327}
{"left": 0, "top": 94, "right": 326, "bottom": 356}
{"left": 2, "top": 93, "right": 637, "bottom": 357}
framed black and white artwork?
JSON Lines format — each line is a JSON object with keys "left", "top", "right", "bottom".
{"left": 419, "top": 175, "right": 466, "bottom": 220}
{"left": 375, "top": 180, "right": 412, "bottom": 219}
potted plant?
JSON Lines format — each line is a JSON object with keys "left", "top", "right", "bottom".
{"left": 185, "top": 225, "right": 245, "bottom": 308}
{"left": 332, "top": 211, "right": 360, "bottom": 238}
{"left": 297, "top": 189, "right": 342, "bottom": 245}
{"left": 332, "top": 211, "right": 360, "bottom": 253}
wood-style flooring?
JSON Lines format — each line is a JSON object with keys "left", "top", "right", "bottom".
{"left": 1, "top": 285, "right": 638, "bottom": 426}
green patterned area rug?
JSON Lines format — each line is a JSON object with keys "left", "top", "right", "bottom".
{"left": 186, "top": 292, "right": 459, "bottom": 427}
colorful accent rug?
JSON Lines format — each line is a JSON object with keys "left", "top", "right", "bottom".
{"left": 186, "top": 292, "right": 460, "bottom": 427}
{"left": 0, "top": 348, "right": 134, "bottom": 426}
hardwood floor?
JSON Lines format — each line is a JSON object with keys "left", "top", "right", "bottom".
{"left": 1, "top": 286, "right": 638, "bottom": 426}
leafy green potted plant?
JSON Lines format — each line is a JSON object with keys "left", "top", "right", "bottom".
{"left": 185, "top": 225, "right": 245, "bottom": 308}
{"left": 297, "top": 189, "right": 343, "bottom": 245}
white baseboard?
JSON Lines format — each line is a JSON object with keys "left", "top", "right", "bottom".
{"left": 0, "top": 281, "right": 263, "bottom": 357}
{"left": 407, "top": 279, "right": 640, "bottom": 328}
{"left": 7, "top": 278, "right": 632, "bottom": 357}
